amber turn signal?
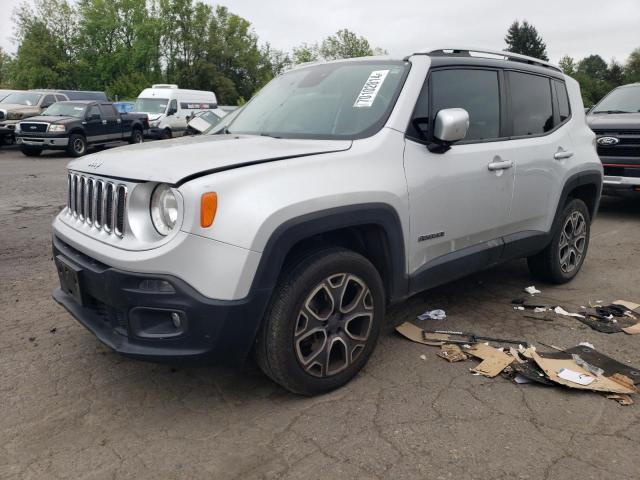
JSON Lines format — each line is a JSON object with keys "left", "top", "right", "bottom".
{"left": 200, "top": 192, "right": 218, "bottom": 228}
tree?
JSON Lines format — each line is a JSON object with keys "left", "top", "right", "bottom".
{"left": 625, "top": 48, "right": 640, "bottom": 83}
{"left": 606, "top": 59, "right": 625, "bottom": 86}
{"left": 504, "top": 20, "right": 548, "bottom": 61}
{"left": 292, "top": 43, "right": 319, "bottom": 64}
{"left": 0, "top": 48, "right": 12, "bottom": 87}
{"left": 319, "top": 29, "right": 377, "bottom": 60}
{"left": 558, "top": 55, "right": 576, "bottom": 76}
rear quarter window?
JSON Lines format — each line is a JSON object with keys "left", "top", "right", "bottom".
{"left": 554, "top": 80, "right": 571, "bottom": 123}
{"left": 508, "top": 72, "right": 554, "bottom": 136}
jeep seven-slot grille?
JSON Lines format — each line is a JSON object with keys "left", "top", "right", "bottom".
{"left": 67, "top": 173, "right": 127, "bottom": 237}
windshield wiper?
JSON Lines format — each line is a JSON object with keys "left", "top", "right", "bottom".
{"left": 259, "top": 133, "right": 282, "bottom": 139}
{"left": 592, "top": 110, "right": 632, "bottom": 114}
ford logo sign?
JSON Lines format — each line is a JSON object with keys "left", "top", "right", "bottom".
{"left": 30, "top": 126, "right": 37, "bottom": 130}
{"left": 597, "top": 136, "right": 619, "bottom": 146}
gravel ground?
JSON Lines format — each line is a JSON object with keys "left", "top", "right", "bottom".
{"left": 1, "top": 144, "right": 640, "bottom": 480}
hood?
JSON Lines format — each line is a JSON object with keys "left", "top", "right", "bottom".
{"left": 68, "top": 134, "right": 352, "bottom": 184}
{"left": 587, "top": 112, "right": 640, "bottom": 131}
{"left": 21, "top": 115, "right": 78, "bottom": 124}
{"left": 0, "top": 104, "right": 40, "bottom": 114}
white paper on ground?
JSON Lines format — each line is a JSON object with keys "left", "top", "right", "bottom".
{"left": 524, "top": 286, "right": 541, "bottom": 295}
{"left": 554, "top": 306, "right": 585, "bottom": 318}
{"left": 557, "top": 368, "right": 595, "bottom": 386}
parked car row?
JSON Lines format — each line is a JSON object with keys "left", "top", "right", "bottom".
{"left": 1, "top": 84, "right": 232, "bottom": 156}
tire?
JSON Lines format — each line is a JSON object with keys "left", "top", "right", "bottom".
{"left": 255, "top": 248, "right": 385, "bottom": 396}
{"left": 527, "top": 198, "right": 591, "bottom": 284}
{"left": 66, "top": 134, "right": 87, "bottom": 157}
{"left": 129, "top": 128, "right": 144, "bottom": 144}
{"left": 160, "top": 128, "right": 172, "bottom": 140}
{"left": 20, "top": 145, "right": 42, "bottom": 157}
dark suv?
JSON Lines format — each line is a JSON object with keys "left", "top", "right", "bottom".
{"left": 587, "top": 83, "right": 640, "bottom": 197}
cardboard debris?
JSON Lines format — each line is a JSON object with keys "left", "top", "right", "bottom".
{"left": 465, "top": 343, "right": 514, "bottom": 378}
{"left": 530, "top": 351, "right": 637, "bottom": 394}
{"left": 557, "top": 368, "right": 595, "bottom": 386}
{"left": 615, "top": 300, "right": 640, "bottom": 335}
{"left": 607, "top": 394, "right": 634, "bottom": 406}
{"left": 437, "top": 344, "right": 468, "bottom": 363}
{"left": 395, "top": 322, "right": 451, "bottom": 346}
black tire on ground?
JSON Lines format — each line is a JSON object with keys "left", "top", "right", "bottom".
{"left": 255, "top": 248, "right": 385, "bottom": 396}
{"left": 527, "top": 198, "right": 591, "bottom": 284}
{"left": 20, "top": 145, "right": 42, "bottom": 157}
{"left": 129, "top": 128, "right": 144, "bottom": 144}
{"left": 66, "top": 134, "right": 87, "bottom": 157}
{"left": 161, "top": 129, "right": 172, "bottom": 140}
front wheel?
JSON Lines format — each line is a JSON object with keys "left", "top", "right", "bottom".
{"left": 527, "top": 198, "right": 591, "bottom": 284}
{"left": 20, "top": 145, "right": 42, "bottom": 157}
{"left": 255, "top": 248, "right": 385, "bottom": 395}
{"left": 66, "top": 134, "right": 87, "bottom": 157}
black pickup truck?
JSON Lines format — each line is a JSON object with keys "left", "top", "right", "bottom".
{"left": 15, "top": 100, "right": 149, "bottom": 157}
{"left": 587, "top": 83, "right": 640, "bottom": 197}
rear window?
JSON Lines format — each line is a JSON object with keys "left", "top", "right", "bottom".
{"left": 508, "top": 72, "right": 554, "bottom": 136}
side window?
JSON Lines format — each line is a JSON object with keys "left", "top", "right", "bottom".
{"left": 430, "top": 69, "right": 501, "bottom": 141}
{"left": 554, "top": 80, "right": 571, "bottom": 123}
{"left": 42, "top": 95, "right": 56, "bottom": 108}
{"left": 99, "top": 104, "right": 117, "bottom": 119}
{"left": 169, "top": 99, "right": 178, "bottom": 112}
{"left": 508, "top": 72, "right": 554, "bottom": 136}
{"left": 87, "top": 106, "right": 101, "bottom": 119}
{"left": 55, "top": 94, "right": 66, "bottom": 102}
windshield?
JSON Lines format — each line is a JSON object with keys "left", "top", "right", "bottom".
{"left": 42, "top": 103, "right": 86, "bottom": 118}
{"left": 133, "top": 98, "right": 168, "bottom": 114}
{"left": 1, "top": 92, "right": 42, "bottom": 106}
{"left": 227, "top": 61, "right": 409, "bottom": 139}
{"left": 592, "top": 85, "right": 640, "bottom": 114}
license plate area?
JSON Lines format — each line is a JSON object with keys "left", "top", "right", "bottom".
{"left": 55, "top": 255, "right": 85, "bottom": 306}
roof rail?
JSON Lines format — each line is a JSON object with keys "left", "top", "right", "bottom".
{"left": 414, "top": 47, "right": 562, "bottom": 72}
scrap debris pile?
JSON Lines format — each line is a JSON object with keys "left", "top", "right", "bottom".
{"left": 397, "top": 287, "right": 640, "bottom": 406}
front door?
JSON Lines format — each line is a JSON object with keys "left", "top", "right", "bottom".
{"left": 84, "top": 105, "right": 105, "bottom": 143}
{"left": 403, "top": 67, "right": 515, "bottom": 287}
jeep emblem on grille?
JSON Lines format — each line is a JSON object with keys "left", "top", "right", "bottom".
{"left": 597, "top": 136, "right": 620, "bottom": 145}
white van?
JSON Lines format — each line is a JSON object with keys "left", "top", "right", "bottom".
{"left": 133, "top": 84, "right": 217, "bottom": 139}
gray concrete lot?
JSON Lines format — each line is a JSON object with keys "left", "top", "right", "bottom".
{"left": 1, "top": 143, "right": 640, "bottom": 480}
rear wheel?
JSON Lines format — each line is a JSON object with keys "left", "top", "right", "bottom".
{"left": 527, "top": 198, "right": 591, "bottom": 283}
{"left": 66, "top": 134, "right": 87, "bottom": 157}
{"left": 129, "top": 128, "right": 144, "bottom": 144}
{"left": 255, "top": 248, "right": 385, "bottom": 395}
{"left": 20, "top": 145, "right": 42, "bottom": 157}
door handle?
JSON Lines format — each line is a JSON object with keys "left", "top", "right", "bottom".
{"left": 554, "top": 150, "right": 574, "bottom": 160}
{"left": 487, "top": 160, "right": 514, "bottom": 171}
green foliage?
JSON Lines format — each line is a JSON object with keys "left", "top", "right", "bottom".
{"left": 558, "top": 55, "right": 576, "bottom": 76}
{"left": 291, "top": 29, "right": 386, "bottom": 65}
{"left": 0, "top": 48, "right": 12, "bottom": 87}
{"left": 625, "top": 48, "right": 640, "bottom": 83}
{"left": 504, "top": 20, "right": 548, "bottom": 61}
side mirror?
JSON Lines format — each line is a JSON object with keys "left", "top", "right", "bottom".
{"left": 584, "top": 107, "right": 591, "bottom": 115}
{"left": 427, "top": 108, "right": 469, "bottom": 153}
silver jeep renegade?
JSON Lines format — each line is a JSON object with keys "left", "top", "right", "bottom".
{"left": 52, "top": 48, "right": 603, "bottom": 395}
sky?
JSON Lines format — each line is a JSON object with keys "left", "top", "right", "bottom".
{"left": 1, "top": 0, "right": 639, "bottom": 64}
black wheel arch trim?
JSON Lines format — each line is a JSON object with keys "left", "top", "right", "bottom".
{"left": 248, "top": 203, "right": 409, "bottom": 303}
{"left": 553, "top": 170, "right": 603, "bottom": 227}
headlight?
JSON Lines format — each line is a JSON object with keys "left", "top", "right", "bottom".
{"left": 7, "top": 112, "right": 21, "bottom": 120}
{"left": 150, "top": 184, "right": 178, "bottom": 235}
{"left": 15, "top": 124, "right": 21, "bottom": 133}
{"left": 150, "top": 120, "right": 160, "bottom": 127}
{"left": 48, "top": 124, "right": 66, "bottom": 132}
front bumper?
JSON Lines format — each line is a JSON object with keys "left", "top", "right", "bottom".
{"left": 52, "top": 236, "right": 271, "bottom": 363}
{"left": 147, "top": 127, "right": 164, "bottom": 139}
{"left": 0, "top": 122, "right": 18, "bottom": 138}
{"left": 17, "top": 135, "right": 69, "bottom": 148}
{"left": 602, "top": 174, "right": 640, "bottom": 197}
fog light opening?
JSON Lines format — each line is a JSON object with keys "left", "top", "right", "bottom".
{"left": 138, "top": 279, "right": 175, "bottom": 293}
{"left": 171, "top": 312, "right": 182, "bottom": 329}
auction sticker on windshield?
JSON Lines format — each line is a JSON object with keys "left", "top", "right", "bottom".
{"left": 353, "top": 70, "right": 389, "bottom": 108}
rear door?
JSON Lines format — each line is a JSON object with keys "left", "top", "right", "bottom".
{"left": 505, "top": 71, "right": 574, "bottom": 234}
{"left": 403, "top": 67, "right": 516, "bottom": 283}
{"left": 99, "top": 104, "right": 122, "bottom": 140}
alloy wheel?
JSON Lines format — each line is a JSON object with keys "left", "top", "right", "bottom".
{"left": 559, "top": 211, "right": 587, "bottom": 273}
{"left": 294, "top": 273, "right": 374, "bottom": 378}
{"left": 73, "top": 138, "right": 85, "bottom": 155}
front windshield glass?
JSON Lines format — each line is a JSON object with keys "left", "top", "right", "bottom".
{"left": 592, "top": 85, "right": 640, "bottom": 113}
{"left": 1, "top": 92, "right": 42, "bottom": 106}
{"left": 227, "top": 61, "right": 409, "bottom": 139}
{"left": 133, "top": 98, "right": 168, "bottom": 114}
{"left": 42, "top": 103, "right": 86, "bottom": 118}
